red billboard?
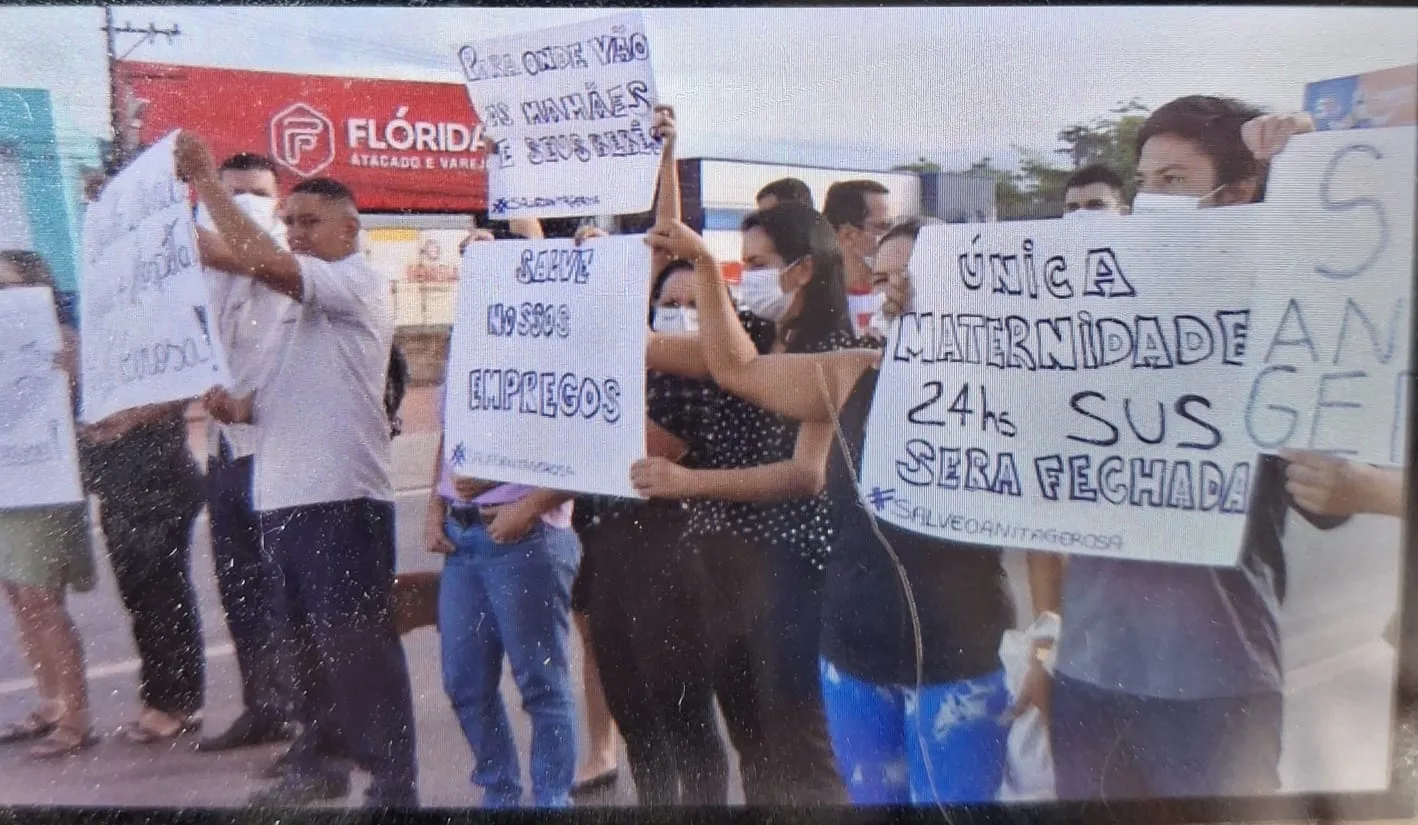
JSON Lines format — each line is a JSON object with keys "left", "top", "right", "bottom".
{"left": 119, "top": 60, "right": 488, "bottom": 213}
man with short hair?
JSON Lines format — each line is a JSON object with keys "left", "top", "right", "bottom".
{"left": 822, "top": 179, "right": 893, "bottom": 337}
{"left": 193, "top": 152, "right": 297, "bottom": 754}
{"left": 177, "top": 132, "right": 418, "bottom": 809}
{"left": 1062, "top": 164, "right": 1128, "bottom": 215}
{"left": 1048, "top": 96, "right": 1330, "bottom": 801}
{"left": 756, "top": 177, "right": 814, "bottom": 211}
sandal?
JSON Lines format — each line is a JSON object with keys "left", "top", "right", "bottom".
{"left": 29, "top": 726, "right": 98, "bottom": 760}
{"left": 0, "top": 712, "right": 57, "bottom": 745}
{"left": 118, "top": 714, "right": 201, "bottom": 745}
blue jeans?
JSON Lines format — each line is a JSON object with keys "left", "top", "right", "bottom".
{"left": 819, "top": 658, "right": 1010, "bottom": 805}
{"left": 1050, "top": 675, "right": 1283, "bottom": 800}
{"left": 439, "top": 516, "right": 581, "bottom": 808}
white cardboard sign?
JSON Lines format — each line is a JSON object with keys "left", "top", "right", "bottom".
{"left": 457, "top": 12, "right": 661, "bottom": 220}
{"left": 79, "top": 132, "right": 230, "bottom": 422}
{"left": 859, "top": 127, "right": 1414, "bottom": 566}
{"left": 443, "top": 236, "right": 649, "bottom": 498}
{"left": 0, "top": 287, "right": 85, "bottom": 507}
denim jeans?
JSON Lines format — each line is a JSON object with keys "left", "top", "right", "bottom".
{"left": 1050, "top": 675, "right": 1283, "bottom": 800}
{"left": 439, "top": 516, "right": 581, "bottom": 808}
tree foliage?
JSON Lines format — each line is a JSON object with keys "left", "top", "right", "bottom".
{"left": 910, "top": 100, "right": 1153, "bottom": 220}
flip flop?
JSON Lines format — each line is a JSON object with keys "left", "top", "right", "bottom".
{"left": 0, "top": 712, "right": 57, "bottom": 745}
{"left": 29, "top": 726, "right": 99, "bottom": 760}
{"left": 118, "top": 715, "right": 201, "bottom": 745}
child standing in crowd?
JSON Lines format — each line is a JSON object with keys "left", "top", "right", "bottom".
{"left": 0, "top": 251, "right": 97, "bottom": 760}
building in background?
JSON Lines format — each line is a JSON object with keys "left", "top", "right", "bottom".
{"left": 0, "top": 87, "right": 98, "bottom": 295}
{"left": 1305, "top": 63, "right": 1416, "bottom": 131}
{"left": 115, "top": 60, "right": 999, "bottom": 381}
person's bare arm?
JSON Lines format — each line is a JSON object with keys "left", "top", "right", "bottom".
{"left": 1027, "top": 552, "right": 1063, "bottom": 617}
{"left": 647, "top": 332, "right": 711, "bottom": 380}
{"left": 176, "top": 132, "right": 303, "bottom": 300}
{"left": 653, "top": 105, "right": 680, "bottom": 224}
{"left": 645, "top": 221, "right": 876, "bottom": 424}
{"left": 1282, "top": 449, "right": 1403, "bottom": 518}
{"left": 426, "top": 434, "right": 453, "bottom": 554}
{"left": 632, "top": 420, "right": 831, "bottom": 501}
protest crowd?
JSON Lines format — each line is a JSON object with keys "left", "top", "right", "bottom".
{"left": 0, "top": 17, "right": 1412, "bottom": 812}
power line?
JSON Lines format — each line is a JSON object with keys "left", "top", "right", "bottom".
{"left": 101, "top": 5, "right": 182, "bottom": 170}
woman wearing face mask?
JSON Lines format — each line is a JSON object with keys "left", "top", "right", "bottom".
{"left": 637, "top": 201, "right": 866, "bottom": 806}
{"left": 640, "top": 218, "right": 1060, "bottom": 806}
{"left": 0, "top": 251, "right": 98, "bottom": 760}
{"left": 570, "top": 255, "right": 732, "bottom": 805}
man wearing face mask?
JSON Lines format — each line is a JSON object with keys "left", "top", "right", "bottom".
{"left": 1062, "top": 165, "right": 1129, "bottom": 216}
{"left": 192, "top": 152, "right": 298, "bottom": 755}
{"left": 823, "top": 180, "right": 893, "bottom": 339}
{"left": 179, "top": 131, "right": 418, "bottom": 808}
{"left": 1047, "top": 97, "right": 1333, "bottom": 801}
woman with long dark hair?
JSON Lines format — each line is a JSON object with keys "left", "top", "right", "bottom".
{"left": 635, "top": 199, "right": 862, "bottom": 805}
{"left": 640, "top": 217, "right": 1060, "bottom": 805}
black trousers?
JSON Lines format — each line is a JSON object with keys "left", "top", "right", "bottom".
{"left": 97, "top": 492, "right": 205, "bottom": 716}
{"left": 260, "top": 498, "right": 418, "bottom": 808}
{"left": 686, "top": 531, "right": 846, "bottom": 806}
{"left": 206, "top": 452, "right": 290, "bottom": 723}
{"left": 580, "top": 508, "right": 728, "bottom": 806}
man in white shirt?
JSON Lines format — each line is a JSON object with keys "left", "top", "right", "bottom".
{"left": 822, "top": 180, "right": 893, "bottom": 338}
{"left": 177, "top": 132, "right": 417, "bottom": 809}
{"left": 193, "top": 153, "right": 298, "bottom": 755}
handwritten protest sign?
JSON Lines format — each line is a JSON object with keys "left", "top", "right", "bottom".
{"left": 79, "top": 132, "right": 230, "bottom": 423}
{"left": 860, "top": 127, "right": 1414, "bottom": 566}
{"left": 0, "top": 287, "right": 84, "bottom": 507}
{"left": 457, "top": 12, "right": 661, "bottom": 220}
{"left": 443, "top": 236, "right": 649, "bottom": 498}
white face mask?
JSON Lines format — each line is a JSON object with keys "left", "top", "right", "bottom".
{"left": 1061, "top": 208, "right": 1122, "bottom": 221}
{"left": 739, "top": 258, "right": 804, "bottom": 322}
{"left": 652, "top": 306, "right": 698, "bottom": 334}
{"left": 197, "top": 193, "right": 288, "bottom": 249}
{"left": 1131, "top": 184, "right": 1226, "bottom": 215}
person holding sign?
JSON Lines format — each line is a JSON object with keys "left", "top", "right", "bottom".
{"left": 569, "top": 108, "right": 732, "bottom": 806}
{"left": 192, "top": 152, "right": 297, "bottom": 756}
{"left": 428, "top": 215, "right": 584, "bottom": 810}
{"left": 0, "top": 251, "right": 98, "bottom": 760}
{"left": 639, "top": 216, "right": 1058, "bottom": 806}
{"left": 1042, "top": 98, "right": 1344, "bottom": 802}
{"left": 177, "top": 132, "right": 418, "bottom": 809}
{"left": 639, "top": 199, "right": 870, "bottom": 806}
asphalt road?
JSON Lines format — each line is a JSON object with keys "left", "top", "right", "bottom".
{"left": 0, "top": 407, "right": 1408, "bottom": 811}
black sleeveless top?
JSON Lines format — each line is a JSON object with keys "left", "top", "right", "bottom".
{"left": 820, "top": 367, "right": 1015, "bottom": 685}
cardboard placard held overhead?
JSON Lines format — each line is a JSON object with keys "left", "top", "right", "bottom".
{"left": 457, "top": 12, "right": 662, "bottom": 220}
{"left": 79, "top": 132, "right": 230, "bottom": 423}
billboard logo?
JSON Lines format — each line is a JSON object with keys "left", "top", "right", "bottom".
{"left": 269, "top": 102, "right": 335, "bottom": 177}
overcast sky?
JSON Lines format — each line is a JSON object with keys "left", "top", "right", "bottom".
{"left": 5, "top": 6, "right": 1416, "bottom": 170}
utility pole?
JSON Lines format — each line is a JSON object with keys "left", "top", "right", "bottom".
{"left": 100, "top": 6, "right": 180, "bottom": 171}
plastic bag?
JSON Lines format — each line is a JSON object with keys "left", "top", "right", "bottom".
{"left": 996, "top": 616, "right": 1058, "bottom": 802}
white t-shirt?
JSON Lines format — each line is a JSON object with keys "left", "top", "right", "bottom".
{"left": 200, "top": 196, "right": 295, "bottom": 460}
{"left": 847, "top": 290, "right": 885, "bottom": 338}
{"left": 252, "top": 252, "right": 394, "bottom": 511}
